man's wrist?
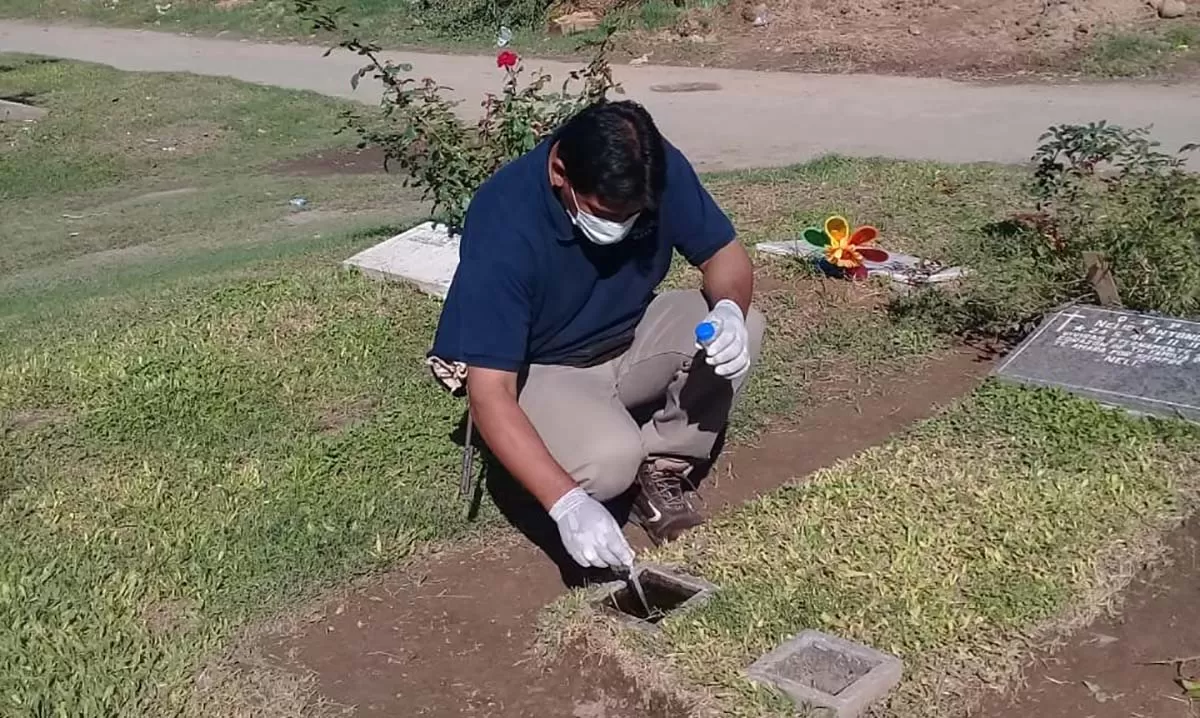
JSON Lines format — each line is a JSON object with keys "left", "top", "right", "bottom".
{"left": 539, "top": 473, "right": 584, "bottom": 511}
{"left": 548, "top": 486, "right": 588, "bottom": 520}
{"left": 714, "top": 298, "right": 745, "bottom": 321}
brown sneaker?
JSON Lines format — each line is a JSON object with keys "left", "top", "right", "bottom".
{"left": 630, "top": 458, "right": 704, "bottom": 545}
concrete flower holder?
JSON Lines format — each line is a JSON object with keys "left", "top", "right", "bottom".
{"left": 593, "top": 563, "right": 718, "bottom": 631}
{"left": 747, "top": 629, "right": 902, "bottom": 718}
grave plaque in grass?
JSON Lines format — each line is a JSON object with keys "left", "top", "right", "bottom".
{"left": 343, "top": 222, "right": 458, "bottom": 299}
{"left": 995, "top": 305, "right": 1200, "bottom": 423}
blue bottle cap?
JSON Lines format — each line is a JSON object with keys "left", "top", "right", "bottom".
{"left": 695, "top": 321, "right": 716, "bottom": 343}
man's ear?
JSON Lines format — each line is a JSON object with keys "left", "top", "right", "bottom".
{"left": 548, "top": 143, "right": 567, "bottom": 190}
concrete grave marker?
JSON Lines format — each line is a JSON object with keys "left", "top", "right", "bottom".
{"left": 995, "top": 305, "right": 1200, "bottom": 423}
{"left": 342, "top": 222, "right": 459, "bottom": 299}
{"left": 0, "top": 99, "right": 47, "bottom": 123}
{"left": 747, "top": 630, "right": 902, "bottom": 718}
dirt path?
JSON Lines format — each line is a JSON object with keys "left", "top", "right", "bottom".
{"left": 4, "top": 21, "right": 1200, "bottom": 171}
{"left": 975, "top": 516, "right": 1200, "bottom": 718}
{"left": 253, "top": 348, "right": 989, "bottom": 717}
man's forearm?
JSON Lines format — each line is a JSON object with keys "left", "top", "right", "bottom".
{"left": 700, "top": 240, "right": 754, "bottom": 315}
{"left": 468, "top": 379, "right": 577, "bottom": 510}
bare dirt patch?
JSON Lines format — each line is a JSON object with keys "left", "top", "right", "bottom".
{"left": 619, "top": 0, "right": 1164, "bottom": 77}
{"left": 974, "top": 515, "right": 1200, "bottom": 718}
{"left": 190, "top": 609, "right": 351, "bottom": 718}
{"left": 141, "top": 597, "right": 199, "bottom": 637}
{"left": 123, "top": 121, "right": 225, "bottom": 159}
{"left": 121, "top": 187, "right": 200, "bottom": 205}
{"left": 229, "top": 329, "right": 989, "bottom": 716}
{"left": 315, "top": 397, "right": 377, "bottom": 435}
{"left": 282, "top": 209, "right": 350, "bottom": 226}
{"left": 272, "top": 146, "right": 388, "bottom": 177}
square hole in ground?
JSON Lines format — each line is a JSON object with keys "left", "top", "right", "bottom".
{"left": 605, "top": 571, "right": 701, "bottom": 624}
{"left": 775, "top": 642, "right": 878, "bottom": 696}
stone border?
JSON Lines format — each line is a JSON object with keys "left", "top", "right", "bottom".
{"left": 592, "top": 563, "right": 718, "bottom": 633}
{"left": 746, "top": 629, "right": 902, "bottom": 718}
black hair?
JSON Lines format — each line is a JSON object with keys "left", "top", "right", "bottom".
{"left": 555, "top": 100, "right": 667, "bottom": 212}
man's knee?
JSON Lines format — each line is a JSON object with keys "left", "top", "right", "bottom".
{"left": 571, "top": 434, "right": 644, "bottom": 502}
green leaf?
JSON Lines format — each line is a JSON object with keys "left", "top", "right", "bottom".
{"left": 803, "top": 227, "right": 828, "bottom": 247}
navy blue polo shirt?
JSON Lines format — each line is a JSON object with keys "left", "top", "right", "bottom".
{"left": 429, "top": 137, "right": 734, "bottom": 371}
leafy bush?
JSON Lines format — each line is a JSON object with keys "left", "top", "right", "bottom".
{"left": 893, "top": 122, "right": 1200, "bottom": 335}
{"left": 410, "top": 0, "right": 554, "bottom": 37}
{"left": 296, "top": 1, "right": 621, "bottom": 229}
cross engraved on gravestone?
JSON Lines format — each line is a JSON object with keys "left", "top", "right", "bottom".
{"left": 995, "top": 305, "right": 1200, "bottom": 423}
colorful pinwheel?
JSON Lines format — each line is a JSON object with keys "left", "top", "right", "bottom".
{"left": 802, "top": 215, "right": 889, "bottom": 280}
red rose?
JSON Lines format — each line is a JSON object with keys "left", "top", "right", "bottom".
{"left": 497, "top": 50, "right": 519, "bottom": 69}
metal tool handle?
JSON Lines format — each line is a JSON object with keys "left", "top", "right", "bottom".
{"left": 616, "top": 565, "right": 652, "bottom": 617}
{"left": 458, "top": 411, "right": 475, "bottom": 499}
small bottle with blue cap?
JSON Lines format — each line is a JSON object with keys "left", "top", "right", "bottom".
{"left": 695, "top": 320, "right": 717, "bottom": 348}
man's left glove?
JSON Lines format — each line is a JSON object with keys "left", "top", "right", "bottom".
{"left": 698, "top": 299, "right": 751, "bottom": 380}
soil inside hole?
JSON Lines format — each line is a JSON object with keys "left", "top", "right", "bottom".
{"left": 608, "top": 572, "right": 700, "bottom": 623}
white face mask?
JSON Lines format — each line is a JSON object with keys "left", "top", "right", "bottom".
{"left": 570, "top": 188, "right": 639, "bottom": 246}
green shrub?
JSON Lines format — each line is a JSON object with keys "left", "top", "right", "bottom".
{"left": 296, "top": 1, "right": 621, "bottom": 229}
{"left": 411, "top": 0, "right": 553, "bottom": 37}
{"left": 893, "top": 122, "right": 1200, "bottom": 335}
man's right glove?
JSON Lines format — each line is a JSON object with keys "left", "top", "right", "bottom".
{"left": 698, "top": 299, "right": 751, "bottom": 380}
{"left": 549, "top": 487, "right": 635, "bottom": 569}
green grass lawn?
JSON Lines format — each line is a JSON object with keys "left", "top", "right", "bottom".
{"left": 1084, "top": 22, "right": 1200, "bottom": 77}
{"left": 541, "top": 384, "right": 1200, "bottom": 717}
{"left": 0, "top": 54, "right": 466, "bottom": 717}
{"left": 0, "top": 54, "right": 1037, "bottom": 717}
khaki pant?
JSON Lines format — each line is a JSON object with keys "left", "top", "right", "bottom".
{"left": 518, "top": 290, "right": 765, "bottom": 501}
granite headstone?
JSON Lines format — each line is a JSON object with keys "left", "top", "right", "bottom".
{"left": 995, "top": 305, "right": 1200, "bottom": 423}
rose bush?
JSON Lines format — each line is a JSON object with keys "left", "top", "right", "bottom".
{"left": 296, "top": 0, "right": 621, "bottom": 230}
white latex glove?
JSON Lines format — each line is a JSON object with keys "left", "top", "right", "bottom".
{"left": 548, "top": 488, "right": 635, "bottom": 569}
{"left": 698, "top": 299, "right": 751, "bottom": 380}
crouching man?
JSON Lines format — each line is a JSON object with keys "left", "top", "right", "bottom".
{"left": 429, "top": 100, "right": 764, "bottom": 584}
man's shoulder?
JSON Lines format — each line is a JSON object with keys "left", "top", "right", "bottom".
{"left": 662, "top": 139, "right": 699, "bottom": 185}
{"left": 663, "top": 138, "right": 688, "bottom": 162}
{"left": 462, "top": 147, "right": 548, "bottom": 249}
{"left": 471, "top": 142, "right": 547, "bottom": 213}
